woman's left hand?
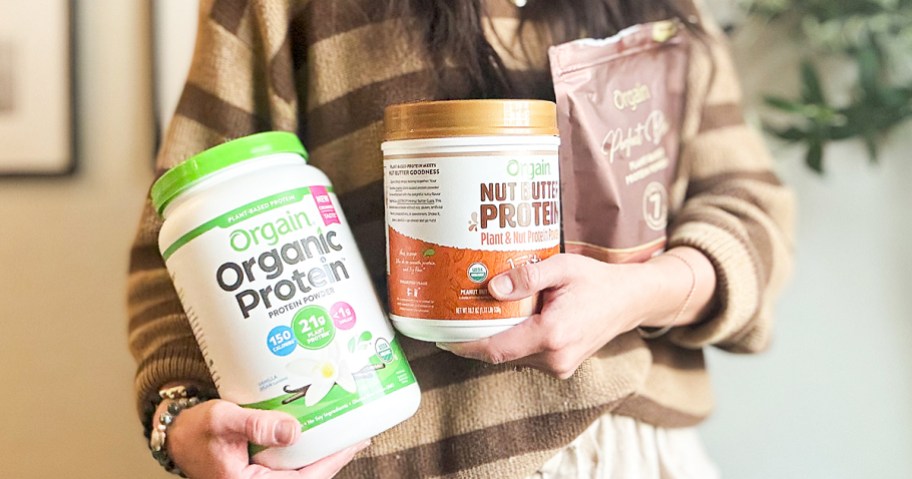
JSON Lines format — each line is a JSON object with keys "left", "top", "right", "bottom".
{"left": 437, "top": 252, "right": 708, "bottom": 379}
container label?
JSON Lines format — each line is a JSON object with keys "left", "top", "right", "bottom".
{"left": 310, "top": 185, "right": 341, "bottom": 226}
{"left": 163, "top": 186, "right": 416, "bottom": 437}
{"left": 385, "top": 153, "right": 560, "bottom": 321}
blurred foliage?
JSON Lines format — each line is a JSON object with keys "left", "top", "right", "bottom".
{"left": 739, "top": 0, "right": 912, "bottom": 173}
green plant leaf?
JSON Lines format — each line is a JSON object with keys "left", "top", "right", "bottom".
{"left": 764, "top": 96, "right": 810, "bottom": 115}
{"left": 862, "top": 133, "right": 879, "bottom": 163}
{"left": 747, "top": 1, "right": 912, "bottom": 174}
{"left": 805, "top": 141, "right": 825, "bottom": 174}
{"left": 857, "top": 44, "right": 884, "bottom": 100}
{"left": 766, "top": 126, "right": 808, "bottom": 142}
{"left": 800, "top": 61, "right": 826, "bottom": 104}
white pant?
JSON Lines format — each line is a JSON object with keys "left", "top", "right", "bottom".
{"left": 528, "top": 414, "right": 721, "bottom": 479}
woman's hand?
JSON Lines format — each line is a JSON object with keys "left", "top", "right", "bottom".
{"left": 438, "top": 249, "right": 715, "bottom": 379}
{"left": 163, "top": 399, "right": 368, "bottom": 479}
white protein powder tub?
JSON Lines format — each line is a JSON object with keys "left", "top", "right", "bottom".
{"left": 152, "top": 132, "right": 420, "bottom": 469}
{"left": 382, "top": 100, "right": 561, "bottom": 342}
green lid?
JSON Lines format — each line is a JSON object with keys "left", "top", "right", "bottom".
{"left": 151, "top": 131, "right": 308, "bottom": 215}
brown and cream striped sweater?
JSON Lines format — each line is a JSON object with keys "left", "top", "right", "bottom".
{"left": 128, "top": 0, "right": 794, "bottom": 477}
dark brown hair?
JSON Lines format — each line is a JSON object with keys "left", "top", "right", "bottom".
{"left": 393, "top": 0, "right": 699, "bottom": 96}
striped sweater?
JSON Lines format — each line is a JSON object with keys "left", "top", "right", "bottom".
{"left": 128, "top": 0, "right": 794, "bottom": 477}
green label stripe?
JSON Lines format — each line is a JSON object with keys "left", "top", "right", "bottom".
{"left": 161, "top": 186, "right": 334, "bottom": 260}
{"left": 246, "top": 338, "right": 417, "bottom": 456}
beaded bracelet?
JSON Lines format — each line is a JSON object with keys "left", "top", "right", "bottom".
{"left": 148, "top": 385, "right": 208, "bottom": 477}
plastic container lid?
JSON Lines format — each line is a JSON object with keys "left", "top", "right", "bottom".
{"left": 384, "top": 99, "right": 558, "bottom": 141}
{"left": 151, "top": 131, "right": 309, "bottom": 214}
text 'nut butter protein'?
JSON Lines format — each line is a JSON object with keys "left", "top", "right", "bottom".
{"left": 382, "top": 100, "right": 561, "bottom": 342}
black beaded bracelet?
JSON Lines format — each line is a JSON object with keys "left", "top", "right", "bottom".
{"left": 148, "top": 385, "right": 209, "bottom": 477}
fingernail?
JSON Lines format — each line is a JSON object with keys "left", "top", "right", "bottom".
{"left": 275, "top": 421, "right": 299, "bottom": 444}
{"left": 435, "top": 342, "right": 452, "bottom": 352}
{"left": 489, "top": 275, "right": 514, "bottom": 296}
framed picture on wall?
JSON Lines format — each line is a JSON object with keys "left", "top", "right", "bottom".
{"left": 0, "top": 0, "right": 75, "bottom": 176}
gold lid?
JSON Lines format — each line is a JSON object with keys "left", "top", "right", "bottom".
{"left": 384, "top": 99, "right": 558, "bottom": 141}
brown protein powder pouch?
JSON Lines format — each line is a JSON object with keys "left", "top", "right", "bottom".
{"left": 549, "top": 20, "right": 690, "bottom": 263}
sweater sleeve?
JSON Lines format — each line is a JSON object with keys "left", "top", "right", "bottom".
{"left": 128, "top": 0, "right": 301, "bottom": 418}
{"left": 665, "top": 8, "right": 795, "bottom": 353}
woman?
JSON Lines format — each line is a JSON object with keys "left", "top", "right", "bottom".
{"left": 129, "top": 0, "right": 793, "bottom": 477}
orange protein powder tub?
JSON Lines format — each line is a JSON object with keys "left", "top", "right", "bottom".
{"left": 382, "top": 100, "right": 561, "bottom": 342}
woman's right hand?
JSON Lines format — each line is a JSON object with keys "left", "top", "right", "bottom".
{"left": 163, "top": 399, "right": 369, "bottom": 479}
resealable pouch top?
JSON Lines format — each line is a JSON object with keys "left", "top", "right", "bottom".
{"left": 549, "top": 20, "right": 690, "bottom": 263}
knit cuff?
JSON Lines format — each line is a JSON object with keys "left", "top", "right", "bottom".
{"left": 135, "top": 340, "right": 217, "bottom": 427}
{"left": 665, "top": 220, "right": 770, "bottom": 352}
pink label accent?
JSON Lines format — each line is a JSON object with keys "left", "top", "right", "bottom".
{"left": 330, "top": 302, "right": 357, "bottom": 330}
{"left": 310, "top": 186, "right": 341, "bottom": 226}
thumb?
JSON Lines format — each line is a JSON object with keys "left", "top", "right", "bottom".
{"left": 487, "top": 255, "right": 569, "bottom": 301}
{"left": 220, "top": 405, "right": 301, "bottom": 447}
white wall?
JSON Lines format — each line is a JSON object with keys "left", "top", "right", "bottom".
{"left": 0, "top": 2, "right": 170, "bottom": 477}
{"left": 153, "top": 0, "right": 199, "bottom": 130}
{"left": 700, "top": 20, "right": 912, "bottom": 479}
